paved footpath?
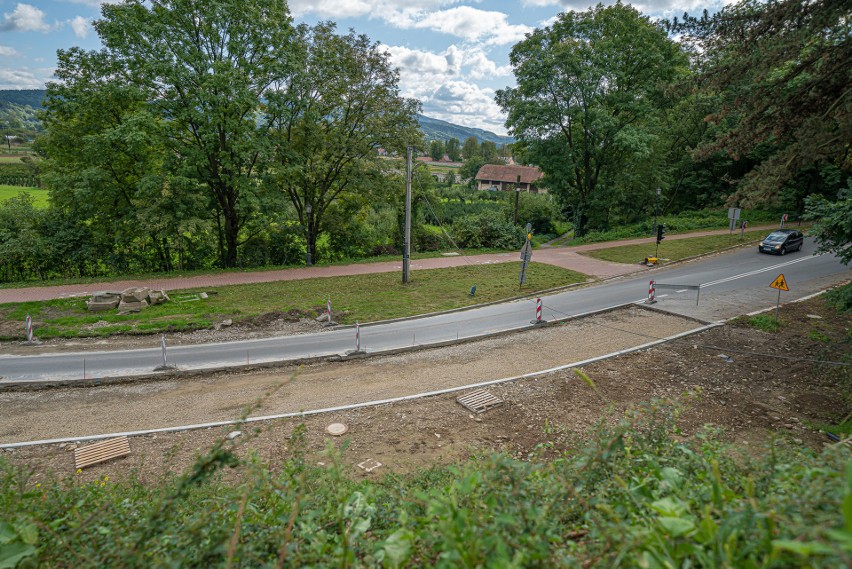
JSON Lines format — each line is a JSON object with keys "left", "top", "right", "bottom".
{"left": 0, "top": 226, "right": 777, "bottom": 303}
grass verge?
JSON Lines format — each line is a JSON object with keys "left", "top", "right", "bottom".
{"left": 583, "top": 229, "right": 779, "bottom": 264}
{"left": 0, "top": 262, "right": 587, "bottom": 340}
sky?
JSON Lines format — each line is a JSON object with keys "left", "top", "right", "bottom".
{"left": 0, "top": 0, "right": 729, "bottom": 135}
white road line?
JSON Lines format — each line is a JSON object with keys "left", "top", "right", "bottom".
{"left": 700, "top": 254, "right": 822, "bottom": 288}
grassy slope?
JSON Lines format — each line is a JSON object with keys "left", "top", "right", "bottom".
{"left": 0, "top": 263, "right": 586, "bottom": 339}
{"left": 582, "top": 229, "right": 784, "bottom": 264}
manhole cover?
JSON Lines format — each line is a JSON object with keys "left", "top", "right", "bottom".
{"left": 326, "top": 423, "right": 349, "bottom": 436}
{"left": 457, "top": 389, "right": 503, "bottom": 414}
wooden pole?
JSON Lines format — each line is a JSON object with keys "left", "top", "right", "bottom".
{"left": 403, "top": 146, "right": 412, "bottom": 284}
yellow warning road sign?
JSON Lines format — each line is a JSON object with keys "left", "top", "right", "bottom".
{"left": 770, "top": 273, "right": 789, "bottom": 291}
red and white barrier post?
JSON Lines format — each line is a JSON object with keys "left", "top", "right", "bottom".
{"left": 327, "top": 299, "right": 332, "bottom": 323}
{"left": 25, "top": 314, "right": 33, "bottom": 342}
{"left": 648, "top": 280, "right": 656, "bottom": 304}
{"left": 161, "top": 335, "right": 168, "bottom": 367}
{"left": 355, "top": 321, "right": 360, "bottom": 351}
{"left": 531, "top": 298, "right": 544, "bottom": 324}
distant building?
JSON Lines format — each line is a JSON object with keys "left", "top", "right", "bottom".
{"left": 475, "top": 164, "right": 545, "bottom": 193}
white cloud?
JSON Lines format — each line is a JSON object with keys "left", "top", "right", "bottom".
{"left": 290, "top": 1, "right": 529, "bottom": 46}
{"left": 526, "top": 0, "right": 727, "bottom": 16}
{"left": 386, "top": 45, "right": 460, "bottom": 77}
{"left": 0, "top": 45, "right": 21, "bottom": 56}
{"left": 383, "top": 45, "right": 509, "bottom": 134}
{"left": 288, "top": 0, "right": 453, "bottom": 19}
{"left": 464, "top": 49, "right": 511, "bottom": 80}
{"left": 425, "top": 80, "right": 507, "bottom": 134}
{"left": 69, "top": 15, "right": 90, "bottom": 38}
{"left": 386, "top": 44, "right": 510, "bottom": 84}
{"left": 0, "top": 67, "right": 45, "bottom": 89}
{"left": 411, "top": 6, "right": 532, "bottom": 46}
{"left": 0, "top": 3, "right": 51, "bottom": 32}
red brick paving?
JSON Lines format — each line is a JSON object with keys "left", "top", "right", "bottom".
{"left": 0, "top": 226, "right": 776, "bottom": 303}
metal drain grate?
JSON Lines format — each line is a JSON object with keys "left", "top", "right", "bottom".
{"left": 456, "top": 389, "right": 503, "bottom": 414}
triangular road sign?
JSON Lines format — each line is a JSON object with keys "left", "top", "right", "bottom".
{"left": 770, "top": 273, "right": 789, "bottom": 291}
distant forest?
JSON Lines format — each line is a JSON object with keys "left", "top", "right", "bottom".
{"left": 0, "top": 90, "right": 45, "bottom": 135}
{"left": 0, "top": 89, "right": 45, "bottom": 108}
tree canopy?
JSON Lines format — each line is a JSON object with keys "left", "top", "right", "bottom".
{"left": 496, "top": 4, "right": 688, "bottom": 236}
{"left": 266, "top": 22, "right": 420, "bottom": 264}
{"left": 673, "top": 0, "right": 851, "bottom": 206}
{"left": 37, "top": 0, "right": 419, "bottom": 268}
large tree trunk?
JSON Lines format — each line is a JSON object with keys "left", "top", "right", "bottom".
{"left": 573, "top": 204, "right": 590, "bottom": 238}
{"left": 224, "top": 207, "right": 240, "bottom": 268}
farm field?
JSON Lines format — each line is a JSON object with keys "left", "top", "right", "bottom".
{"left": 0, "top": 185, "right": 49, "bottom": 207}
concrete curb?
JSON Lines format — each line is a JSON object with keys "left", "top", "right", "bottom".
{"left": 0, "top": 300, "right": 663, "bottom": 390}
{"left": 0, "top": 320, "right": 722, "bottom": 449}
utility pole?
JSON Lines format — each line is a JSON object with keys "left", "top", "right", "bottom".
{"left": 513, "top": 175, "right": 521, "bottom": 224}
{"left": 403, "top": 145, "right": 412, "bottom": 284}
{"left": 654, "top": 188, "right": 661, "bottom": 233}
{"left": 305, "top": 202, "right": 312, "bottom": 266}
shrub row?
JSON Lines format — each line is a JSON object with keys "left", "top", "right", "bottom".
{"left": 1, "top": 400, "right": 849, "bottom": 567}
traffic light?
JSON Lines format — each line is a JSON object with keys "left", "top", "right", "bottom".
{"left": 656, "top": 224, "right": 666, "bottom": 244}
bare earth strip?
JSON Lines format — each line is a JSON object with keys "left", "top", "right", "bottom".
{"left": 0, "top": 307, "right": 699, "bottom": 444}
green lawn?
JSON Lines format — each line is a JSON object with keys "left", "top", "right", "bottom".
{"left": 0, "top": 262, "right": 587, "bottom": 340}
{"left": 0, "top": 156, "right": 24, "bottom": 163}
{"left": 0, "top": 185, "right": 50, "bottom": 207}
{"left": 583, "top": 229, "right": 781, "bottom": 264}
{"left": 427, "top": 164, "right": 462, "bottom": 174}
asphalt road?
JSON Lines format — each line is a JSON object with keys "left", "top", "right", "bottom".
{"left": 1, "top": 238, "right": 848, "bottom": 384}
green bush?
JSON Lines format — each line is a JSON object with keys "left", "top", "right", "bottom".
{"left": 825, "top": 282, "right": 852, "bottom": 313}
{"left": 513, "top": 192, "right": 561, "bottom": 235}
{"left": 451, "top": 210, "right": 525, "bottom": 249}
{"left": 2, "top": 399, "right": 849, "bottom": 567}
{"left": 745, "top": 313, "right": 781, "bottom": 332}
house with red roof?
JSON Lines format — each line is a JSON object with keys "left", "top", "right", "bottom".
{"left": 474, "top": 164, "right": 546, "bottom": 193}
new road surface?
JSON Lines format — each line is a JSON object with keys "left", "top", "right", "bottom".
{"left": 1, "top": 238, "right": 848, "bottom": 384}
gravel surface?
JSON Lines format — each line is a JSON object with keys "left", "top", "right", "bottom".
{"left": 0, "top": 306, "right": 700, "bottom": 443}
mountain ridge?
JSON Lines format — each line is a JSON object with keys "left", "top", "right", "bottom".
{"left": 416, "top": 114, "right": 513, "bottom": 146}
{"left": 0, "top": 89, "right": 513, "bottom": 145}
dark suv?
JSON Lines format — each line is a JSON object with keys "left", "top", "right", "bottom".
{"left": 758, "top": 229, "right": 804, "bottom": 255}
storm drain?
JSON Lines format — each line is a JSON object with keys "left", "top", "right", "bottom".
{"left": 456, "top": 389, "right": 503, "bottom": 414}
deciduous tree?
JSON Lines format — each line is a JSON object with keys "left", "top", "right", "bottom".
{"left": 673, "top": 0, "right": 851, "bottom": 206}
{"left": 95, "top": 0, "right": 296, "bottom": 267}
{"left": 496, "top": 4, "right": 687, "bottom": 236}
{"left": 267, "top": 23, "right": 420, "bottom": 264}
{"left": 446, "top": 137, "right": 461, "bottom": 162}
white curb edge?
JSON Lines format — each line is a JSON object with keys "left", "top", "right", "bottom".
{"left": 0, "top": 322, "right": 721, "bottom": 449}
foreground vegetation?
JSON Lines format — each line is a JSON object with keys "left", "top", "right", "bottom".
{"left": 1, "top": 398, "right": 849, "bottom": 568}
{"left": 0, "top": 263, "right": 585, "bottom": 340}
